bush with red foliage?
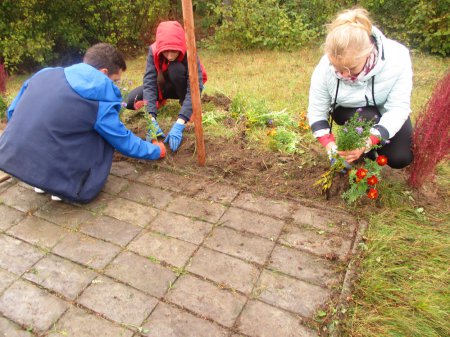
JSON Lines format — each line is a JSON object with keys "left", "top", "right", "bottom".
{"left": 408, "top": 72, "right": 450, "bottom": 188}
{"left": 0, "top": 62, "right": 6, "bottom": 93}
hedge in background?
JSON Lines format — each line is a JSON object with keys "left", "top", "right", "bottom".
{"left": 0, "top": 0, "right": 172, "bottom": 71}
{"left": 207, "top": 0, "right": 449, "bottom": 56}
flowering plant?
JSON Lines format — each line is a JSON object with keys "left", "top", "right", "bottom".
{"left": 342, "top": 155, "right": 387, "bottom": 203}
{"left": 315, "top": 112, "right": 375, "bottom": 194}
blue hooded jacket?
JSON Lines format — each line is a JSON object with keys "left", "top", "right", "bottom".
{"left": 0, "top": 63, "right": 162, "bottom": 203}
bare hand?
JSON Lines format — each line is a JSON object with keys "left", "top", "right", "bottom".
{"left": 337, "top": 148, "right": 365, "bottom": 163}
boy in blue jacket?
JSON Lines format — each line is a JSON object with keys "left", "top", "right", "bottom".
{"left": 0, "top": 43, "right": 165, "bottom": 203}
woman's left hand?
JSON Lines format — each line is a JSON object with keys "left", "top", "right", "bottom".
{"left": 337, "top": 148, "right": 365, "bottom": 163}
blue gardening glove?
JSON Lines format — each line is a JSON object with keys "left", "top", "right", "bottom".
{"left": 146, "top": 118, "right": 165, "bottom": 141}
{"left": 164, "top": 121, "right": 186, "bottom": 152}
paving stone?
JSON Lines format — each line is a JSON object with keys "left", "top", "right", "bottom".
{"left": 0, "top": 268, "right": 17, "bottom": 293}
{"left": 279, "top": 224, "right": 352, "bottom": 261}
{"left": 7, "top": 216, "right": 69, "bottom": 249}
{"left": 136, "top": 170, "right": 198, "bottom": 194}
{"left": 101, "top": 198, "right": 158, "bottom": 227}
{"left": 77, "top": 275, "right": 158, "bottom": 327}
{"left": 195, "top": 182, "right": 240, "bottom": 204}
{"left": 23, "top": 254, "right": 97, "bottom": 300}
{"left": 34, "top": 202, "right": 94, "bottom": 230}
{"left": 254, "top": 270, "right": 331, "bottom": 318}
{"left": 80, "top": 192, "right": 115, "bottom": 212}
{"left": 102, "top": 175, "right": 129, "bottom": 195}
{"left": 0, "top": 234, "right": 44, "bottom": 275}
{"left": 292, "top": 205, "right": 356, "bottom": 238}
{"left": 0, "top": 279, "right": 69, "bottom": 333}
{"left": 0, "top": 204, "right": 24, "bottom": 231}
{"left": 220, "top": 207, "right": 285, "bottom": 239}
{"left": 0, "top": 185, "right": 48, "bottom": 213}
{"left": 119, "top": 182, "right": 174, "bottom": 209}
{"left": 142, "top": 302, "right": 228, "bottom": 337}
{"left": 268, "top": 245, "right": 341, "bottom": 288}
{"left": 232, "top": 192, "right": 293, "bottom": 219}
{"left": 166, "top": 274, "right": 246, "bottom": 327}
{"left": 237, "top": 300, "right": 318, "bottom": 337}
{"left": 105, "top": 251, "right": 176, "bottom": 297}
{"left": 204, "top": 227, "right": 275, "bottom": 265}
{"left": 187, "top": 247, "right": 259, "bottom": 295}
{"left": 79, "top": 215, "right": 142, "bottom": 247}
{"left": 166, "top": 196, "right": 227, "bottom": 223}
{"left": 128, "top": 231, "right": 197, "bottom": 268}
{"left": 52, "top": 232, "right": 121, "bottom": 269}
{"left": 46, "top": 306, "right": 133, "bottom": 337}
{"left": 0, "top": 175, "right": 16, "bottom": 194}
{"left": 0, "top": 316, "right": 34, "bottom": 337}
{"left": 110, "top": 161, "right": 140, "bottom": 179}
{"left": 149, "top": 211, "right": 212, "bottom": 245}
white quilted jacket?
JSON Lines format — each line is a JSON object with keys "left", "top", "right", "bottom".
{"left": 307, "top": 27, "right": 413, "bottom": 139}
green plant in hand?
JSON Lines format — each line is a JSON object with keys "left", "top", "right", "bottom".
{"left": 336, "top": 111, "right": 375, "bottom": 151}
{"left": 315, "top": 112, "right": 376, "bottom": 195}
{"left": 144, "top": 112, "right": 158, "bottom": 142}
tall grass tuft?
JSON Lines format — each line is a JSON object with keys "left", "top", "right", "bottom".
{"left": 408, "top": 72, "right": 450, "bottom": 188}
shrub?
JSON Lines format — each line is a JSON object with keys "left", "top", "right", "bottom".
{"left": 0, "top": 0, "right": 173, "bottom": 72}
{"left": 408, "top": 72, "right": 450, "bottom": 188}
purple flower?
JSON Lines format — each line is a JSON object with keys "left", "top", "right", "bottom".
{"left": 121, "top": 102, "right": 127, "bottom": 108}
{"left": 356, "top": 108, "right": 363, "bottom": 113}
{"left": 358, "top": 118, "right": 363, "bottom": 122}
{"left": 267, "top": 119, "right": 274, "bottom": 126}
{"left": 343, "top": 127, "right": 348, "bottom": 132}
{"left": 355, "top": 127, "right": 363, "bottom": 135}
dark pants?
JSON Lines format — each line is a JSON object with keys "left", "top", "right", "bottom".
{"left": 126, "top": 62, "right": 187, "bottom": 109}
{"left": 332, "top": 106, "right": 413, "bottom": 169}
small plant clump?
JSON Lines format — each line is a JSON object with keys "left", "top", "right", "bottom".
{"left": 315, "top": 112, "right": 386, "bottom": 203}
{"left": 342, "top": 155, "right": 387, "bottom": 203}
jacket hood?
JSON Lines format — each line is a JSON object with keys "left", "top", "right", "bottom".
{"left": 64, "top": 63, "right": 122, "bottom": 103}
{"left": 154, "top": 21, "right": 186, "bottom": 59}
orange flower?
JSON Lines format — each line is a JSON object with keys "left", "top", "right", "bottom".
{"left": 356, "top": 168, "right": 368, "bottom": 180}
{"left": 367, "top": 188, "right": 379, "bottom": 199}
{"left": 367, "top": 175, "right": 378, "bottom": 186}
{"left": 376, "top": 155, "right": 388, "bottom": 166}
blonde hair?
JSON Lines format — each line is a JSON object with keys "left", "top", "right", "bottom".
{"left": 325, "top": 8, "right": 373, "bottom": 62}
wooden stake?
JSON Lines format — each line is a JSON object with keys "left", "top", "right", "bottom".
{"left": 181, "top": 0, "right": 206, "bottom": 166}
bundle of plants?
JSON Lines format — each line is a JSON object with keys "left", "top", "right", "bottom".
{"left": 315, "top": 112, "right": 387, "bottom": 203}
{"left": 408, "top": 72, "right": 450, "bottom": 188}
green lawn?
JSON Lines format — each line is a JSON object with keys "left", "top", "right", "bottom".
{"left": 3, "top": 47, "right": 449, "bottom": 337}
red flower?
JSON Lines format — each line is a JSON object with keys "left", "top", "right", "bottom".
{"left": 376, "top": 155, "right": 388, "bottom": 166}
{"left": 356, "top": 168, "right": 368, "bottom": 180}
{"left": 367, "top": 175, "right": 378, "bottom": 186}
{"left": 367, "top": 188, "right": 379, "bottom": 199}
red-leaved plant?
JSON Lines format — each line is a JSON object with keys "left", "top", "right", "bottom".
{"left": 408, "top": 72, "right": 450, "bottom": 188}
{"left": 0, "top": 62, "right": 7, "bottom": 94}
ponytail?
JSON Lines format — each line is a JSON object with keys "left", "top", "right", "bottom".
{"left": 325, "top": 8, "right": 373, "bottom": 61}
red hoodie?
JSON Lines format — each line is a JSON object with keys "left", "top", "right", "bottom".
{"left": 150, "top": 21, "right": 207, "bottom": 83}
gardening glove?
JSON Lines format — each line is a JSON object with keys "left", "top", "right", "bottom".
{"left": 164, "top": 121, "right": 186, "bottom": 152}
{"left": 151, "top": 141, "right": 166, "bottom": 159}
{"left": 146, "top": 118, "right": 165, "bottom": 141}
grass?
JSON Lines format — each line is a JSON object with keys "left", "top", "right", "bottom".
{"left": 2, "top": 46, "right": 449, "bottom": 336}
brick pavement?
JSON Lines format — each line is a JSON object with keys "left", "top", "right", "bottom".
{"left": 0, "top": 160, "right": 362, "bottom": 337}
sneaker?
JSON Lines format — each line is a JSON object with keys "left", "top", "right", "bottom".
{"left": 34, "top": 187, "right": 45, "bottom": 194}
{"left": 51, "top": 195, "right": 62, "bottom": 201}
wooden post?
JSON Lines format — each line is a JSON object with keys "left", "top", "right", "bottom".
{"left": 181, "top": 0, "right": 206, "bottom": 166}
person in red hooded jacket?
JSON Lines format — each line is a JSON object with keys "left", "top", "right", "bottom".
{"left": 126, "top": 21, "right": 207, "bottom": 152}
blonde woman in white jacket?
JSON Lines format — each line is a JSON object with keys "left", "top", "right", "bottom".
{"left": 307, "top": 8, "right": 413, "bottom": 169}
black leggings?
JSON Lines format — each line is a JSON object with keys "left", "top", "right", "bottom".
{"left": 332, "top": 106, "right": 413, "bottom": 169}
{"left": 126, "top": 62, "right": 187, "bottom": 109}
